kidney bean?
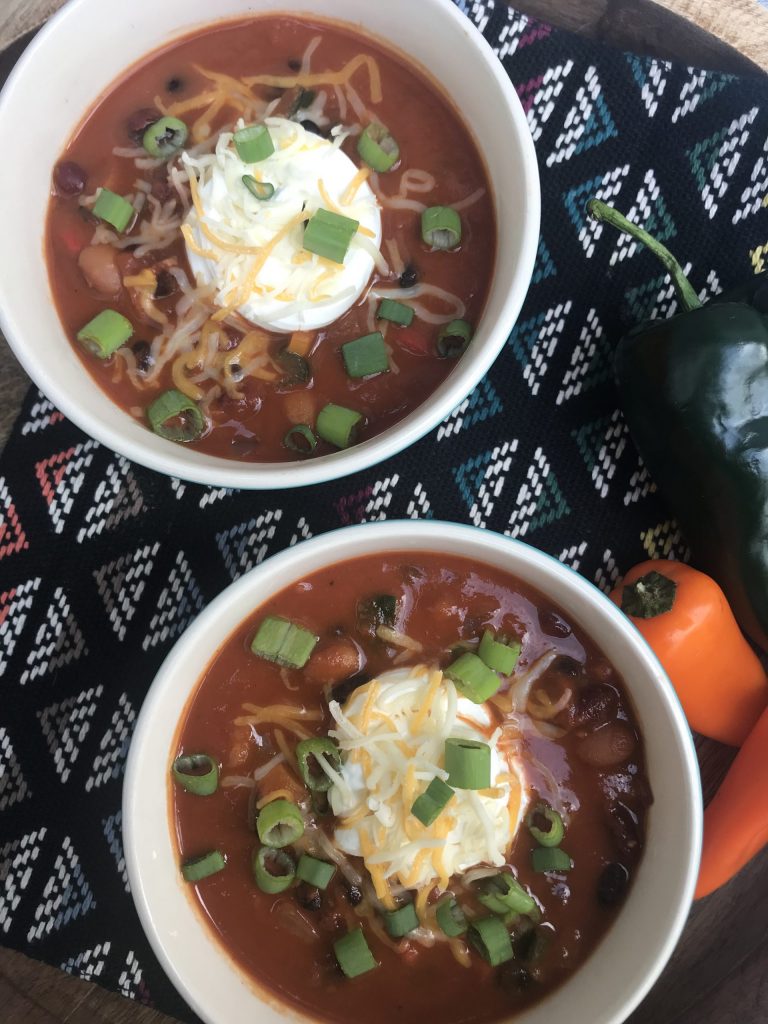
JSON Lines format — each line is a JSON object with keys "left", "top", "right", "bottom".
{"left": 572, "top": 683, "right": 619, "bottom": 729}
{"left": 577, "top": 721, "right": 637, "bottom": 768}
{"left": 127, "top": 107, "right": 160, "bottom": 141}
{"left": 539, "top": 609, "right": 572, "bottom": 638}
{"left": 304, "top": 639, "right": 362, "bottom": 686}
{"left": 54, "top": 160, "right": 87, "bottom": 196}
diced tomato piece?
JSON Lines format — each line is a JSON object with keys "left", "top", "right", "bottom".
{"left": 392, "top": 327, "right": 433, "bottom": 357}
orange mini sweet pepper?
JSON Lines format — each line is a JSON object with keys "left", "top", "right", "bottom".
{"left": 610, "top": 559, "right": 767, "bottom": 746}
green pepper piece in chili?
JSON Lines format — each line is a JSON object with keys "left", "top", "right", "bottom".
{"left": 587, "top": 199, "right": 768, "bottom": 652}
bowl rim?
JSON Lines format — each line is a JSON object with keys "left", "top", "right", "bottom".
{"left": 0, "top": 0, "right": 541, "bottom": 490}
{"left": 123, "top": 519, "right": 703, "bottom": 1024}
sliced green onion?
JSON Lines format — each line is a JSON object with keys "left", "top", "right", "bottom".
{"left": 171, "top": 753, "right": 218, "bottom": 796}
{"left": 357, "top": 123, "right": 400, "bottom": 172}
{"left": 251, "top": 615, "right": 318, "bottom": 668}
{"left": 93, "top": 188, "right": 134, "bottom": 233}
{"left": 411, "top": 777, "right": 454, "bottom": 827}
{"left": 181, "top": 850, "right": 226, "bottom": 883}
{"left": 256, "top": 798, "right": 304, "bottom": 848}
{"left": 532, "top": 846, "right": 572, "bottom": 873}
{"left": 421, "top": 206, "right": 461, "bottom": 250}
{"left": 437, "top": 319, "right": 473, "bottom": 359}
{"left": 341, "top": 332, "right": 389, "bottom": 379}
{"left": 76, "top": 309, "right": 133, "bottom": 358}
{"left": 477, "top": 874, "right": 537, "bottom": 917}
{"left": 334, "top": 927, "right": 378, "bottom": 978}
{"left": 233, "top": 123, "right": 274, "bottom": 163}
{"left": 478, "top": 630, "right": 520, "bottom": 675}
{"left": 526, "top": 802, "right": 565, "bottom": 848}
{"left": 147, "top": 389, "right": 205, "bottom": 442}
{"left": 444, "top": 737, "right": 491, "bottom": 790}
{"left": 436, "top": 896, "right": 467, "bottom": 937}
{"left": 253, "top": 846, "right": 295, "bottom": 893}
{"left": 357, "top": 594, "right": 398, "bottom": 632}
{"left": 385, "top": 902, "right": 419, "bottom": 938}
{"left": 377, "top": 298, "right": 414, "bottom": 327}
{"left": 444, "top": 652, "right": 500, "bottom": 703}
{"left": 283, "top": 424, "right": 318, "bottom": 456}
{"left": 316, "top": 403, "right": 363, "bottom": 449}
{"left": 468, "top": 916, "right": 514, "bottom": 966}
{"left": 143, "top": 116, "right": 188, "bottom": 158}
{"left": 303, "top": 208, "right": 359, "bottom": 264}
{"left": 242, "top": 174, "right": 275, "bottom": 200}
{"left": 296, "top": 854, "right": 336, "bottom": 890}
{"left": 295, "top": 737, "right": 342, "bottom": 792}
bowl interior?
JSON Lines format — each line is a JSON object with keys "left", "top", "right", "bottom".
{"left": 124, "top": 521, "right": 701, "bottom": 1024}
{"left": 0, "top": 0, "right": 539, "bottom": 488}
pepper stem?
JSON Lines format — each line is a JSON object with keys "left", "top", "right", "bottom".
{"left": 621, "top": 571, "right": 677, "bottom": 619}
{"left": 587, "top": 199, "right": 702, "bottom": 313}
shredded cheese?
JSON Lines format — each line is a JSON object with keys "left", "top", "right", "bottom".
{"left": 243, "top": 54, "right": 383, "bottom": 104}
{"left": 256, "top": 789, "right": 295, "bottom": 809}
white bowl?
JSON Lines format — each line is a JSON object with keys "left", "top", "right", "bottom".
{"left": 124, "top": 520, "right": 702, "bottom": 1024}
{"left": 0, "top": 0, "right": 539, "bottom": 489}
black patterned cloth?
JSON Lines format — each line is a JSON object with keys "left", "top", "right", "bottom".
{"left": 1, "top": 1, "right": 767, "bottom": 1017}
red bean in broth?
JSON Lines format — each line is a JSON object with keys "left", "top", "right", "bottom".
{"left": 53, "top": 160, "right": 88, "bottom": 196}
{"left": 577, "top": 721, "right": 638, "bottom": 768}
{"left": 126, "top": 107, "right": 160, "bottom": 141}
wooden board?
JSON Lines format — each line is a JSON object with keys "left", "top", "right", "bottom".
{"left": 1, "top": 1, "right": 767, "bottom": 1022}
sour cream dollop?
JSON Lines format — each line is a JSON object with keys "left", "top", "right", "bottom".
{"left": 183, "top": 118, "right": 381, "bottom": 333}
{"left": 327, "top": 667, "right": 528, "bottom": 893}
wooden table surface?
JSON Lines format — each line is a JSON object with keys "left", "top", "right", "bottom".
{"left": 1, "top": 1, "right": 767, "bottom": 1022}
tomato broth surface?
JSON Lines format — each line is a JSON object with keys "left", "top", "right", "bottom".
{"left": 46, "top": 16, "right": 496, "bottom": 462}
{"left": 173, "top": 553, "right": 651, "bottom": 1024}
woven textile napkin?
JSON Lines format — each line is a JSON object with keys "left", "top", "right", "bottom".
{"left": 1, "top": 0, "right": 767, "bottom": 1017}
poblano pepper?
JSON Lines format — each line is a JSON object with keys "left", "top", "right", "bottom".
{"left": 587, "top": 199, "right": 768, "bottom": 651}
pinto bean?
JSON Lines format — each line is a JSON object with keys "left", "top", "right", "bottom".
{"left": 577, "top": 721, "right": 637, "bottom": 768}
{"left": 304, "top": 639, "right": 362, "bottom": 686}
{"left": 77, "top": 244, "right": 122, "bottom": 296}
{"left": 283, "top": 389, "right": 316, "bottom": 425}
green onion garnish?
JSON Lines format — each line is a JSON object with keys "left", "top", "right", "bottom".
{"left": 384, "top": 902, "right": 419, "bottom": 938}
{"left": 181, "top": 849, "right": 226, "bottom": 883}
{"left": 468, "top": 916, "right": 514, "bottom": 966}
{"left": 171, "top": 753, "right": 218, "bottom": 796}
{"left": 478, "top": 630, "right": 520, "bottom": 675}
{"left": 142, "top": 116, "right": 188, "bottom": 158}
{"left": 437, "top": 319, "right": 473, "bottom": 359}
{"left": 421, "top": 206, "right": 461, "bottom": 250}
{"left": 250, "top": 615, "right": 318, "bottom": 668}
{"left": 436, "top": 896, "right": 467, "bottom": 937}
{"left": 477, "top": 874, "right": 537, "bottom": 917}
{"left": 147, "top": 389, "right": 206, "bottom": 443}
{"left": 283, "top": 424, "right": 318, "bottom": 456}
{"left": 76, "top": 309, "right": 133, "bottom": 359}
{"left": 444, "top": 652, "right": 500, "bottom": 703}
{"left": 296, "top": 854, "right": 336, "bottom": 890}
{"left": 357, "top": 123, "right": 400, "bottom": 172}
{"left": 377, "top": 298, "right": 414, "bottom": 327}
{"left": 242, "top": 175, "right": 275, "bottom": 200}
{"left": 252, "top": 846, "right": 295, "bottom": 893}
{"left": 316, "top": 403, "right": 363, "bottom": 449}
{"left": 93, "top": 188, "right": 134, "bottom": 233}
{"left": 526, "top": 802, "right": 565, "bottom": 848}
{"left": 303, "top": 208, "right": 359, "bottom": 264}
{"left": 233, "top": 123, "right": 274, "bottom": 163}
{"left": 256, "top": 798, "right": 304, "bottom": 849}
{"left": 341, "top": 332, "right": 389, "bottom": 379}
{"left": 295, "top": 737, "right": 342, "bottom": 792}
{"left": 334, "top": 927, "right": 379, "bottom": 978}
{"left": 444, "top": 737, "right": 491, "bottom": 790}
{"left": 411, "top": 777, "right": 454, "bottom": 827}
{"left": 532, "top": 846, "right": 572, "bottom": 873}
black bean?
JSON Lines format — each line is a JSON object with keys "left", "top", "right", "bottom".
{"left": 597, "top": 862, "right": 629, "bottom": 906}
{"left": 54, "top": 161, "right": 87, "bottom": 196}
{"left": 327, "top": 673, "right": 368, "bottom": 706}
{"left": 130, "top": 341, "right": 153, "bottom": 374}
{"left": 345, "top": 884, "right": 363, "bottom": 907}
{"left": 154, "top": 269, "right": 177, "bottom": 299}
{"left": 497, "top": 962, "right": 533, "bottom": 993}
{"left": 288, "top": 58, "right": 302, "bottom": 71}
{"left": 166, "top": 76, "right": 184, "bottom": 93}
{"left": 127, "top": 107, "right": 160, "bottom": 142}
{"left": 296, "top": 884, "right": 322, "bottom": 911}
{"left": 607, "top": 801, "right": 642, "bottom": 857}
{"left": 301, "top": 119, "right": 324, "bottom": 137}
{"left": 539, "top": 609, "right": 572, "bottom": 638}
{"left": 554, "top": 655, "right": 582, "bottom": 678}
{"left": 399, "top": 263, "right": 418, "bottom": 289}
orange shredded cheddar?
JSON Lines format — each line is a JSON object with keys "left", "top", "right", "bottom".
{"left": 243, "top": 54, "right": 383, "bottom": 104}
{"left": 256, "top": 788, "right": 295, "bottom": 810}
{"left": 341, "top": 166, "right": 371, "bottom": 205}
